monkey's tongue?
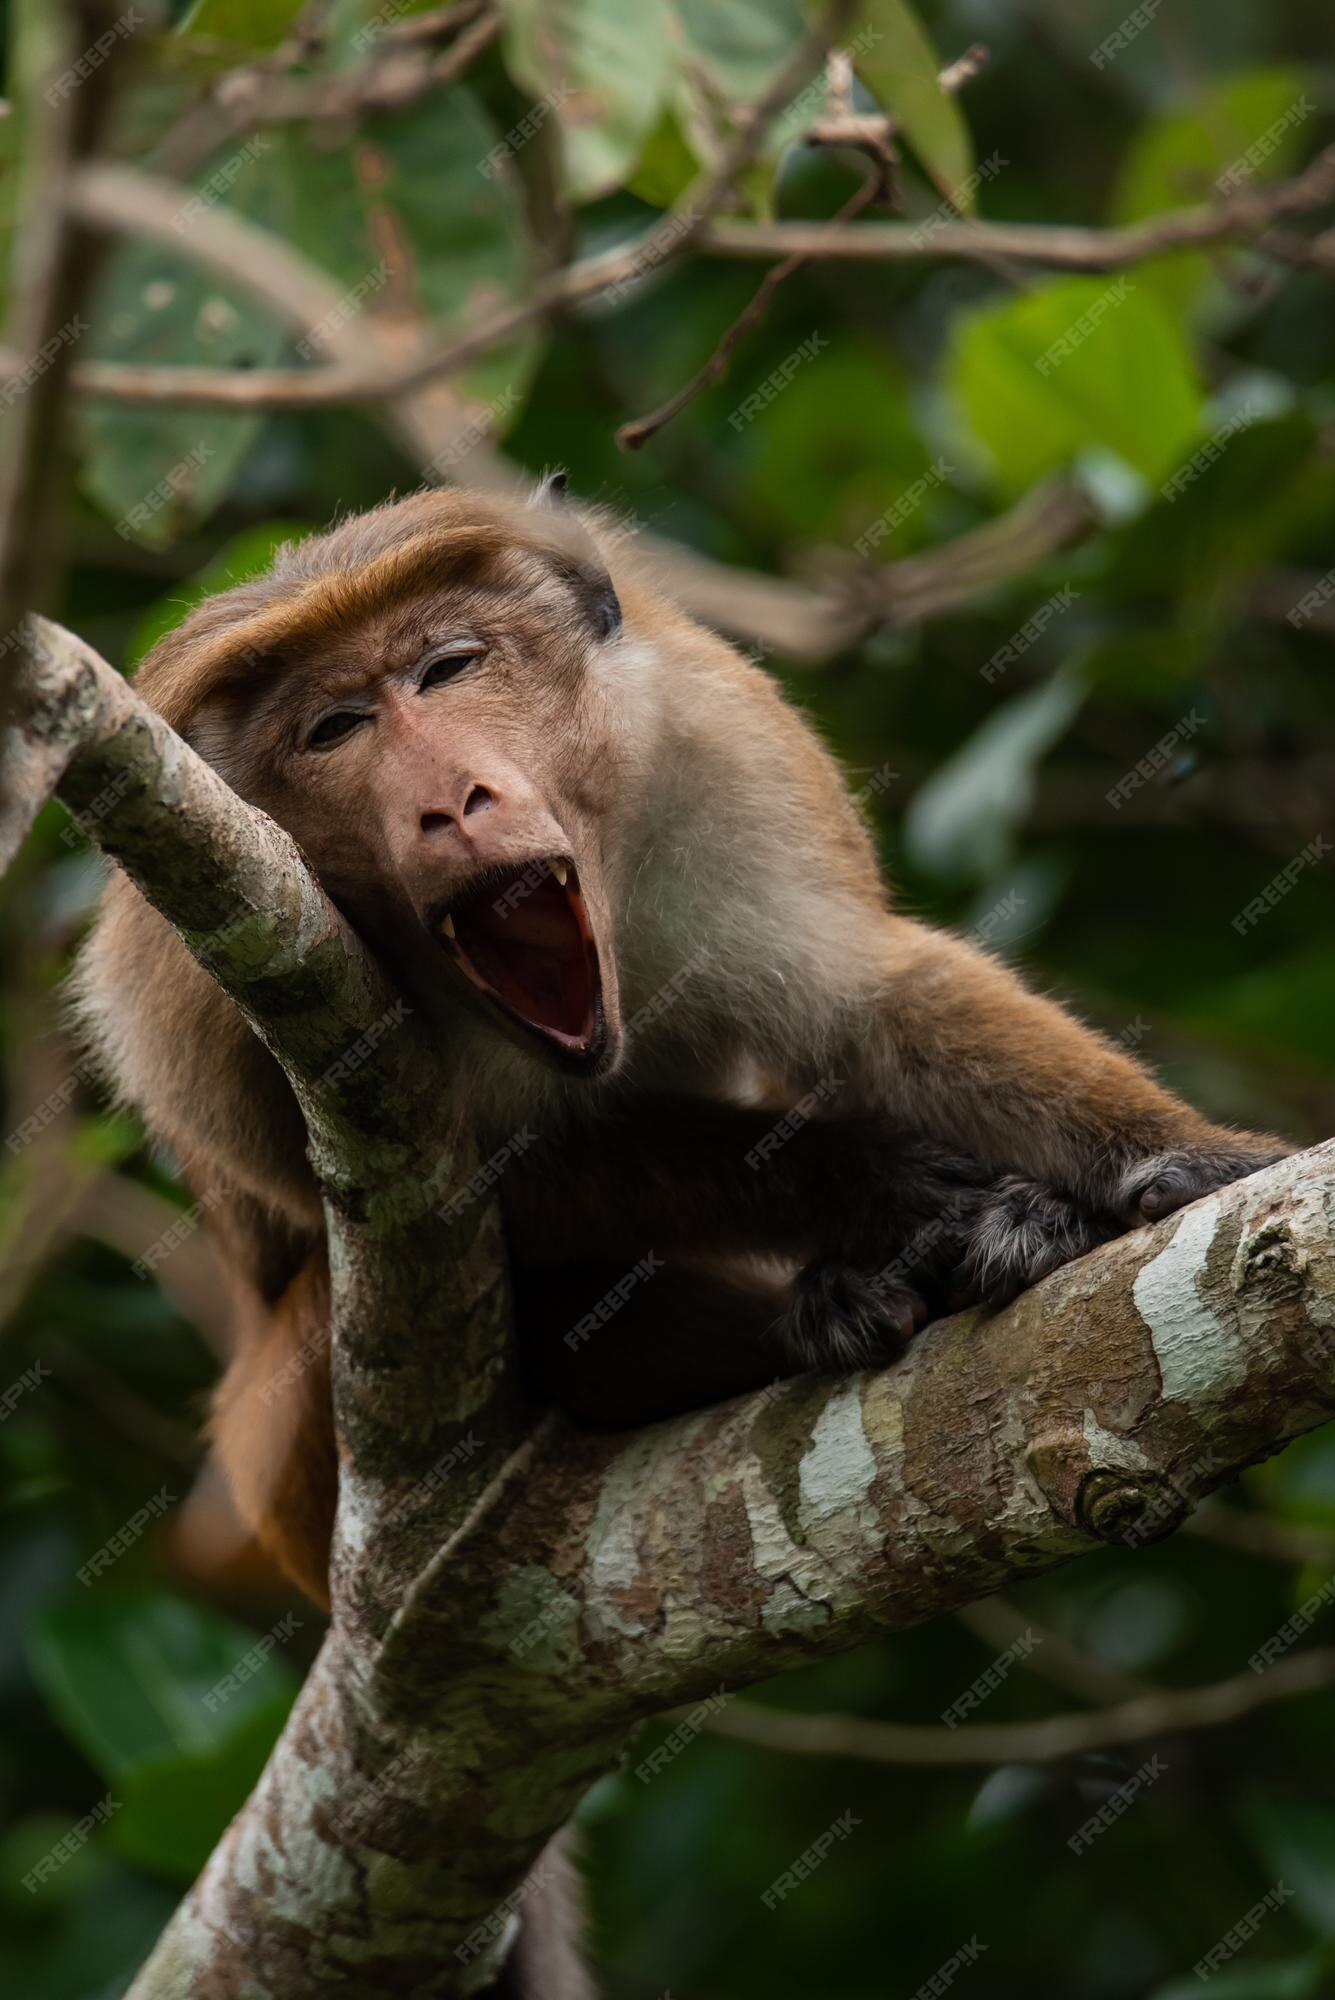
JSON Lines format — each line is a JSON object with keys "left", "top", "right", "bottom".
{"left": 447, "top": 869, "right": 599, "bottom": 1049}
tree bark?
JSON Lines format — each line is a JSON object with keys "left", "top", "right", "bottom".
{"left": 6, "top": 619, "right": 1335, "bottom": 1997}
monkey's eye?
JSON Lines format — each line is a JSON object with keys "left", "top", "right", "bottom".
{"left": 418, "top": 648, "right": 483, "bottom": 693}
{"left": 306, "top": 709, "right": 370, "bottom": 750}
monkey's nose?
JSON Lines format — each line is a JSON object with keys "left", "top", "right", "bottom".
{"left": 420, "top": 785, "right": 498, "bottom": 837}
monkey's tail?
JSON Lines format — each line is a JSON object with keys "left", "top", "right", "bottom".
{"left": 493, "top": 1828, "right": 597, "bottom": 1999}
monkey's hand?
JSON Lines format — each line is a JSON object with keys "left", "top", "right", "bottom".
{"left": 1114, "top": 1136, "right": 1293, "bottom": 1225}
{"left": 782, "top": 1256, "right": 934, "bottom": 1372}
{"left": 959, "top": 1137, "right": 1293, "bottom": 1310}
{"left": 959, "top": 1177, "right": 1119, "bottom": 1308}
{"left": 781, "top": 1146, "right": 989, "bottom": 1370}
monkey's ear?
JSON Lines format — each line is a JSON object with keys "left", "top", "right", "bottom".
{"left": 530, "top": 471, "right": 622, "bottom": 640}
{"left": 532, "top": 468, "right": 569, "bottom": 505}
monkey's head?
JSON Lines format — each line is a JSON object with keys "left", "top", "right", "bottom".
{"left": 134, "top": 483, "right": 638, "bottom": 1076}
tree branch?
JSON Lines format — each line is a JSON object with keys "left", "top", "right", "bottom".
{"left": 14, "top": 146, "right": 1333, "bottom": 422}
{"left": 701, "top": 144, "right": 1335, "bottom": 268}
{"left": 703, "top": 1645, "right": 1335, "bottom": 1768}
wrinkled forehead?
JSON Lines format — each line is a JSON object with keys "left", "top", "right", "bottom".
{"left": 139, "top": 519, "right": 614, "bottom": 728}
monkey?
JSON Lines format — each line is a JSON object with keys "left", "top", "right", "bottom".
{"left": 67, "top": 477, "right": 1289, "bottom": 2000}
{"left": 72, "top": 476, "right": 1287, "bottom": 1605}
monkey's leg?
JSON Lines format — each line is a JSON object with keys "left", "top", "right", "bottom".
{"left": 506, "top": 1112, "right": 1008, "bottom": 1387}
{"left": 503, "top": 1097, "right": 994, "bottom": 1269}
{"left": 208, "top": 1245, "right": 335, "bottom": 1609}
{"left": 515, "top": 1256, "right": 796, "bottom": 1426}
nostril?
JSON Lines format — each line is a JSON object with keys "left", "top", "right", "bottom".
{"left": 420, "top": 810, "right": 453, "bottom": 836}
{"left": 463, "top": 784, "right": 496, "bottom": 818}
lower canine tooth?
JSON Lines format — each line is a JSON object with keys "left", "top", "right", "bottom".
{"left": 442, "top": 913, "right": 456, "bottom": 939}
{"left": 551, "top": 861, "right": 568, "bottom": 886}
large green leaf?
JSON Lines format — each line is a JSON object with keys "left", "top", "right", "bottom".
{"left": 269, "top": 89, "right": 539, "bottom": 411}
{"left": 674, "top": 0, "right": 806, "bottom": 99}
{"left": 903, "top": 669, "right": 1087, "bottom": 880}
{"left": 1111, "top": 68, "right": 1311, "bottom": 323}
{"left": 1245, "top": 1796, "right": 1335, "bottom": 1939}
{"left": 948, "top": 276, "right": 1203, "bottom": 494}
{"left": 502, "top": 0, "right": 676, "bottom": 203}
{"left": 855, "top": 0, "right": 974, "bottom": 208}
{"left": 79, "top": 84, "right": 537, "bottom": 540}
{"left": 76, "top": 133, "right": 293, "bottom": 547}
{"left": 27, "top": 1590, "right": 300, "bottom": 1881}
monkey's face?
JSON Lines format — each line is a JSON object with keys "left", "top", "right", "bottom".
{"left": 189, "top": 564, "right": 628, "bottom": 1078}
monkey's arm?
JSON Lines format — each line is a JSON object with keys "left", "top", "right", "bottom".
{"left": 856, "top": 914, "right": 1287, "bottom": 1242}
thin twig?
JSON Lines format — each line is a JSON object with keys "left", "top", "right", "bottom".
{"left": 955, "top": 1597, "right": 1154, "bottom": 1706}
{"left": 205, "top": 9, "right": 501, "bottom": 130}
{"left": 617, "top": 150, "right": 890, "bottom": 452}
{"left": 701, "top": 145, "right": 1335, "bottom": 268}
{"left": 705, "top": 1646, "right": 1335, "bottom": 1767}
{"left": 156, "top": 1, "right": 494, "bottom": 181}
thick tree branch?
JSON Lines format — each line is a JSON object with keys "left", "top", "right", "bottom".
{"left": 127, "top": 1138, "right": 1335, "bottom": 1996}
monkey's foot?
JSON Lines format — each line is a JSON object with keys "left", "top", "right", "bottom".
{"left": 1116, "top": 1141, "right": 1292, "bottom": 1225}
{"left": 962, "top": 1177, "right": 1117, "bottom": 1308}
{"left": 782, "top": 1256, "right": 930, "bottom": 1372}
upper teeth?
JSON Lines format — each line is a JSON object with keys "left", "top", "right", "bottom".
{"left": 552, "top": 861, "right": 569, "bottom": 886}
{"left": 442, "top": 912, "right": 456, "bottom": 939}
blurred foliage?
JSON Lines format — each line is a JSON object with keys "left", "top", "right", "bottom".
{"left": 3, "top": 0, "right": 1335, "bottom": 1995}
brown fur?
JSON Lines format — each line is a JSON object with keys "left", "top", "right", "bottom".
{"left": 72, "top": 484, "right": 1286, "bottom": 1611}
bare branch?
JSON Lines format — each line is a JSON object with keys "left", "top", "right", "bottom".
{"left": 701, "top": 145, "right": 1335, "bottom": 269}
{"left": 954, "top": 1596, "right": 1153, "bottom": 1705}
{"left": 704, "top": 1645, "right": 1335, "bottom": 1768}
{"left": 17, "top": 146, "right": 1330, "bottom": 431}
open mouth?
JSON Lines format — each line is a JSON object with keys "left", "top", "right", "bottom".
{"left": 435, "top": 859, "right": 604, "bottom": 1062}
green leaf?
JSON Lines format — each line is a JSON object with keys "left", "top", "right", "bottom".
{"left": 662, "top": 0, "right": 822, "bottom": 210}
{"left": 270, "top": 88, "right": 539, "bottom": 410}
{"left": 1149, "top": 1958, "right": 1326, "bottom": 2000}
{"left": 903, "top": 670, "right": 1087, "bottom": 880}
{"left": 76, "top": 131, "right": 293, "bottom": 546}
{"left": 739, "top": 342, "right": 940, "bottom": 550}
{"left": 1111, "top": 68, "right": 1311, "bottom": 323}
{"left": 627, "top": 106, "right": 701, "bottom": 209}
{"left": 855, "top": 0, "right": 974, "bottom": 208}
{"left": 1245, "top": 1796, "right": 1335, "bottom": 1939}
{"left": 501, "top": 0, "right": 676, "bottom": 203}
{"left": 177, "top": 0, "right": 309, "bottom": 49}
{"left": 948, "top": 276, "right": 1203, "bottom": 494}
{"left": 674, "top": 0, "right": 806, "bottom": 100}
{"left": 28, "top": 1590, "right": 301, "bottom": 1883}
{"left": 29, "top": 1589, "right": 299, "bottom": 1777}
{"left": 113, "top": 1694, "right": 297, "bottom": 1880}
